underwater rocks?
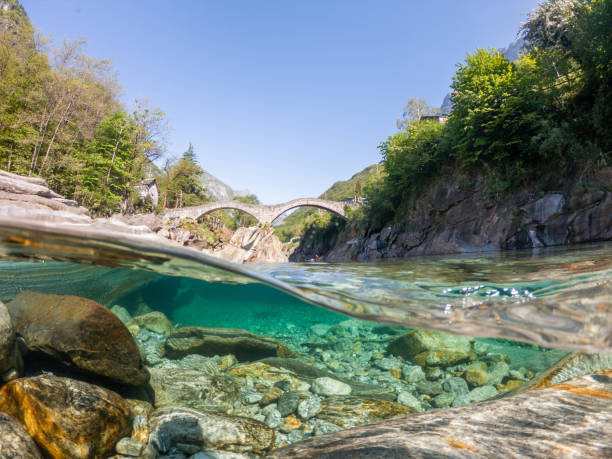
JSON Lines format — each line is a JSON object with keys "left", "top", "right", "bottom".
{"left": 126, "top": 311, "right": 175, "bottom": 337}
{"left": 267, "top": 370, "right": 612, "bottom": 458}
{"left": 7, "top": 291, "right": 149, "bottom": 386}
{"left": 317, "top": 396, "right": 414, "bottom": 429}
{"left": 0, "top": 300, "right": 22, "bottom": 382}
{"left": 312, "top": 377, "right": 352, "bottom": 396}
{"left": 388, "top": 328, "right": 475, "bottom": 366}
{"left": 149, "top": 368, "right": 240, "bottom": 414}
{"left": 0, "top": 413, "right": 42, "bottom": 458}
{"left": 0, "top": 375, "right": 131, "bottom": 458}
{"left": 164, "top": 326, "right": 295, "bottom": 361}
{"left": 147, "top": 407, "right": 275, "bottom": 455}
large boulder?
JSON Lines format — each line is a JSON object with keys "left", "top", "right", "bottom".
{"left": 147, "top": 407, "right": 274, "bottom": 455}
{"left": 0, "top": 300, "right": 22, "bottom": 382}
{"left": 149, "top": 368, "right": 240, "bottom": 413}
{"left": 387, "top": 328, "right": 475, "bottom": 366}
{"left": 7, "top": 291, "right": 149, "bottom": 385}
{"left": 164, "top": 326, "right": 295, "bottom": 361}
{"left": 0, "top": 375, "right": 131, "bottom": 459}
{"left": 0, "top": 413, "right": 42, "bottom": 458}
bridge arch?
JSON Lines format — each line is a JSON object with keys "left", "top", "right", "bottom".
{"left": 164, "top": 198, "right": 351, "bottom": 225}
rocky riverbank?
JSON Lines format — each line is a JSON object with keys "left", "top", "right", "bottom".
{"left": 291, "top": 168, "right": 612, "bottom": 262}
{"left": 5, "top": 287, "right": 609, "bottom": 457}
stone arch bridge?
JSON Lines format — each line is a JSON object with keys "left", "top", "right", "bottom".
{"left": 164, "top": 198, "right": 354, "bottom": 225}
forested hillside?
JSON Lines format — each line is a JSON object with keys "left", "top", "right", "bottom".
{"left": 0, "top": 0, "right": 207, "bottom": 215}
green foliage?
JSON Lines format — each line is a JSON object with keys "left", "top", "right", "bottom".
{"left": 0, "top": 4, "right": 169, "bottom": 216}
{"left": 157, "top": 151, "right": 208, "bottom": 209}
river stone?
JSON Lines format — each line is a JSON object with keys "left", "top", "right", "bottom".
{"left": 126, "top": 311, "right": 175, "bottom": 337}
{"left": 396, "top": 391, "right": 423, "bottom": 412}
{"left": 297, "top": 396, "right": 321, "bottom": 420}
{"left": 149, "top": 368, "right": 239, "bottom": 414}
{"left": 452, "top": 385, "right": 498, "bottom": 407}
{"left": 317, "top": 396, "right": 414, "bottom": 428}
{"left": 115, "top": 436, "right": 145, "bottom": 456}
{"left": 465, "top": 362, "right": 489, "bottom": 387}
{"left": 0, "top": 300, "right": 22, "bottom": 382}
{"left": 442, "top": 376, "right": 469, "bottom": 396}
{"left": 487, "top": 361, "right": 510, "bottom": 386}
{"left": 229, "top": 362, "right": 306, "bottom": 390}
{"left": 267, "top": 371, "right": 612, "bottom": 458}
{"left": 277, "top": 390, "right": 300, "bottom": 416}
{"left": 7, "top": 291, "right": 149, "bottom": 385}
{"left": 416, "top": 380, "right": 444, "bottom": 396}
{"left": 0, "top": 375, "right": 131, "bottom": 458}
{"left": 402, "top": 364, "right": 425, "bottom": 383}
{"left": 164, "top": 326, "right": 294, "bottom": 361}
{"left": 258, "top": 357, "right": 396, "bottom": 400}
{"left": 313, "top": 421, "right": 343, "bottom": 436}
{"left": 312, "top": 377, "right": 352, "bottom": 396}
{"left": 432, "top": 392, "right": 456, "bottom": 408}
{"left": 388, "top": 328, "right": 474, "bottom": 366}
{"left": 0, "top": 413, "right": 42, "bottom": 458}
{"left": 260, "top": 386, "right": 284, "bottom": 406}
{"left": 147, "top": 407, "right": 274, "bottom": 455}
{"left": 264, "top": 408, "right": 283, "bottom": 429}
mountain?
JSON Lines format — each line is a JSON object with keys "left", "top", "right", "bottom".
{"left": 198, "top": 169, "right": 236, "bottom": 202}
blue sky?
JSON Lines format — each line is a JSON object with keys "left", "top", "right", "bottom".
{"left": 22, "top": 0, "right": 539, "bottom": 203}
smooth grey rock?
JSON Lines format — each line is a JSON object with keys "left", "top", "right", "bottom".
{"left": 397, "top": 391, "right": 423, "bottom": 412}
{"left": 402, "top": 365, "right": 425, "bottom": 383}
{"left": 264, "top": 408, "right": 282, "bottom": 429}
{"left": 297, "top": 396, "right": 321, "bottom": 420}
{"left": 442, "top": 377, "right": 469, "bottom": 396}
{"left": 273, "top": 380, "right": 292, "bottom": 392}
{"left": 487, "top": 361, "right": 510, "bottom": 386}
{"left": 424, "top": 367, "right": 444, "bottom": 380}
{"left": 277, "top": 391, "right": 300, "bottom": 417}
{"left": 374, "top": 357, "right": 401, "bottom": 371}
{"left": 416, "top": 380, "right": 444, "bottom": 396}
{"left": 452, "top": 385, "right": 498, "bottom": 407}
{"left": 0, "top": 301, "right": 22, "bottom": 382}
{"left": 0, "top": 412, "right": 42, "bottom": 458}
{"left": 148, "top": 407, "right": 274, "bottom": 455}
{"left": 312, "top": 377, "right": 351, "bottom": 396}
{"left": 313, "top": 421, "right": 343, "bottom": 436}
{"left": 432, "top": 392, "right": 455, "bottom": 408}
{"left": 115, "top": 437, "right": 144, "bottom": 456}
{"left": 287, "top": 430, "right": 304, "bottom": 443}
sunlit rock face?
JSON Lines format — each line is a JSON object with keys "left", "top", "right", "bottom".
{"left": 0, "top": 375, "right": 131, "bottom": 459}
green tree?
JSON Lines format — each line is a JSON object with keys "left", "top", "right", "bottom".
{"left": 396, "top": 98, "right": 438, "bottom": 130}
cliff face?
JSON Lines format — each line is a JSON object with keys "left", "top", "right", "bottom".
{"left": 300, "top": 168, "right": 612, "bottom": 262}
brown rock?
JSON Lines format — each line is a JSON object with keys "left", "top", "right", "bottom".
{"left": 387, "top": 328, "right": 474, "bottom": 366}
{"left": 164, "top": 326, "right": 295, "bottom": 361}
{"left": 260, "top": 386, "right": 284, "bottom": 406}
{"left": 229, "top": 362, "right": 306, "bottom": 390}
{"left": 0, "top": 375, "right": 131, "bottom": 459}
{"left": 7, "top": 291, "right": 149, "bottom": 385}
{"left": 0, "top": 413, "right": 42, "bottom": 458}
{"left": 317, "top": 396, "right": 414, "bottom": 428}
{"left": 465, "top": 362, "right": 489, "bottom": 387}
{"left": 125, "top": 311, "right": 175, "bottom": 337}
